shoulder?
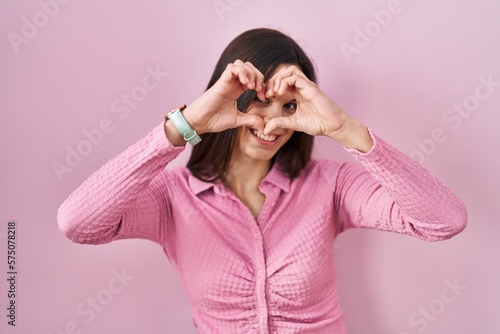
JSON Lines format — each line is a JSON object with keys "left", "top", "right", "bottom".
{"left": 155, "top": 166, "right": 192, "bottom": 189}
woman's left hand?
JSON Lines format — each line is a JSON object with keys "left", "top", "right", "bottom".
{"left": 263, "top": 65, "right": 373, "bottom": 152}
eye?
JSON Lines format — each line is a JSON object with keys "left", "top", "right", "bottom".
{"left": 283, "top": 102, "right": 297, "bottom": 113}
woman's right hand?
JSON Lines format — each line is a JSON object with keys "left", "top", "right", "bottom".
{"left": 181, "top": 60, "right": 267, "bottom": 135}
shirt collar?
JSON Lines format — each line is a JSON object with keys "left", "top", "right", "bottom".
{"left": 260, "top": 162, "right": 291, "bottom": 193}
{"left": 188, "top": 174, "right": 220, "bottom": 195}
{"left": 187, "top": 162, "right": 291, "bottom": 196}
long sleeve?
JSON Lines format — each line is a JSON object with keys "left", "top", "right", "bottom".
{"left": 331, "top": 129, "right": 467, "bottom": 241}
{"left": 57, "top": 122, "right": 185, "bottom": 245}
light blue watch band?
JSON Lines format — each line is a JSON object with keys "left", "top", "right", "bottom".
{"left": 166, "top": 105, "right": 202, "bottom": 146}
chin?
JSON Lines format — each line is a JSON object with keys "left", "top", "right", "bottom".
{"left": 240, "top": 146, "right": 279, "bottom": 162}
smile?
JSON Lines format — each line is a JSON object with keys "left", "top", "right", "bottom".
{"left": 251, "top": 129, "right": 278, "bottom": 142}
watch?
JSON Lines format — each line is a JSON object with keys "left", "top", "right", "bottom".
{"left": 165, "top": 105, "right": 202, "bottom": 146}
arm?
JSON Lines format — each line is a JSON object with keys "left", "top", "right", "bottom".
{"left": 263, "top": 66, "right": 467, "bottom": 240}
{"left": 57, "top": 123, "right": 185, "bottom": 245}
{"left": 331, "top": 129, "right": 467, "bottom": 241}
{"left": 58, "top": 60, "right": 272, "bottom": 245}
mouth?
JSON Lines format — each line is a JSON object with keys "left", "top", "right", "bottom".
{"left": 250, "top": 129, "right": 279, "bottom": 143}
{"left": 248, "top": 128, "right": 281, "bottom": 147}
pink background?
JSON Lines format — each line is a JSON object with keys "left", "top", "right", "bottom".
{"left": 1, "top": 0, "right": 499, "bottom": 333}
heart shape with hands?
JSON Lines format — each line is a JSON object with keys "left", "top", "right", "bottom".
{"left": 180, "top": 59, "right": 372, "bottom": 152}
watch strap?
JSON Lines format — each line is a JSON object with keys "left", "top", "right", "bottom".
{"left": 165, "top": 105, "right": 202, "bottom": 146}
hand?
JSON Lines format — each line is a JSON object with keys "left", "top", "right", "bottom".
{"left": 182, "top": 60, "right": 267, "bottom": 135}
{"left": 263, "top": 65, "right": 373, "bottom": 152}
{"left": 263, "top": 65, "right": 348, "bottom": 137}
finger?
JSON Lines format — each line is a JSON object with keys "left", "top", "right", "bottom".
{"left": 276, "top": 64, "right": 303, "bottom": 79}
{"left": 244, "top": 62, "right": 265, "bottom": 92}
{"left": 273, "top": 67, "right": 291, "bottom": 92}
{"left": 264, "top": 116, "right": 298, "bottom": 134}
{"left": 235, "top": 67, "right": 251, "bottom": 88}
{"left": 266, "top": 66, "right": 287, "bottom": 97}
{"left": 256, "top": 84, "right": 267, "bottom": 103}
{"left": 276, "top": 74, "right": 316, "bottom": 100}
{"left": 241, "top": 62, "right": 257, "bottom": 90}
{"left": 235, "top": 114, "right": 265, "bottom": 132}
{"left": 239, "top": 61, "right": 264, "bottom": 91}
{"left": 230, "top": 60, "right": 254, "bottom": 89}
{"left": 266, "top": 65, "right": 304, "bottom": 97}
{"left": 276, "top": 75, "right": 298, "bottom": 96}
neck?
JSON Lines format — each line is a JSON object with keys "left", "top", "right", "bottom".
{"left": 224, "top": 156, "right": 271, "bottom": 196}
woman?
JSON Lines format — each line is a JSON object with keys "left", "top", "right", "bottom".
{"left": 57, "top": 28, "right": 467, "bottom": 333}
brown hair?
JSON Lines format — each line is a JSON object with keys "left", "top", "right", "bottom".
{"left": 187, "top": 28, "right": 316, "bottom": 182}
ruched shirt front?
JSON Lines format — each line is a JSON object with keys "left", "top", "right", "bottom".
{"left": 57, "top": 123, "right": 467, "bottom": 333}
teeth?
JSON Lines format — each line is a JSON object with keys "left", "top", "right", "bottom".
{"left": 252, "top": 129, "right": 277, "bottom": 142}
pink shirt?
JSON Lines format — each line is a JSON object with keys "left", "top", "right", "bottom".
{"left": 57, "top": 122, "right": 467, "bottom": 333}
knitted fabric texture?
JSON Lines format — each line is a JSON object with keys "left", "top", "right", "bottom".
{"left": 57, "top": 123, "right": 467, "bottom": 334}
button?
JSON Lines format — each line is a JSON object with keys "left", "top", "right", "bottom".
{"left": 254, "top": 233, "right": 259, "bottom": 240}
{"left": 257, "top": 270, "right": 263, "bottom": 277}
{"left": 269, "top": 200, "right": 275, "bottom": 206}
{"left": 260, "top": 308, "right": 265, "bottom": 315}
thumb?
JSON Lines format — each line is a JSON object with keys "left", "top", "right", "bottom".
{"left": 264, "top": 116, "right": 296, "bottom": 134}
{"left": 235, "top": 114, "right": 265, "bottom": 132}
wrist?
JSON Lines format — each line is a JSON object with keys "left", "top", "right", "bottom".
{"left": 165, "top": 105, "right": 202, "bottom": 146}
{"left": 328, "top": 118, "right": 373, "bottom": 153}
{"left": 181, "top": 106, "right": 204, "bottom": 135}
{"left": 164, "top": 120, "right": 187, "bottom": 147}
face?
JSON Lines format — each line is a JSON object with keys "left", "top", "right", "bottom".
{"left": 232, "top": 65, "right": 297, "bottom": 165}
